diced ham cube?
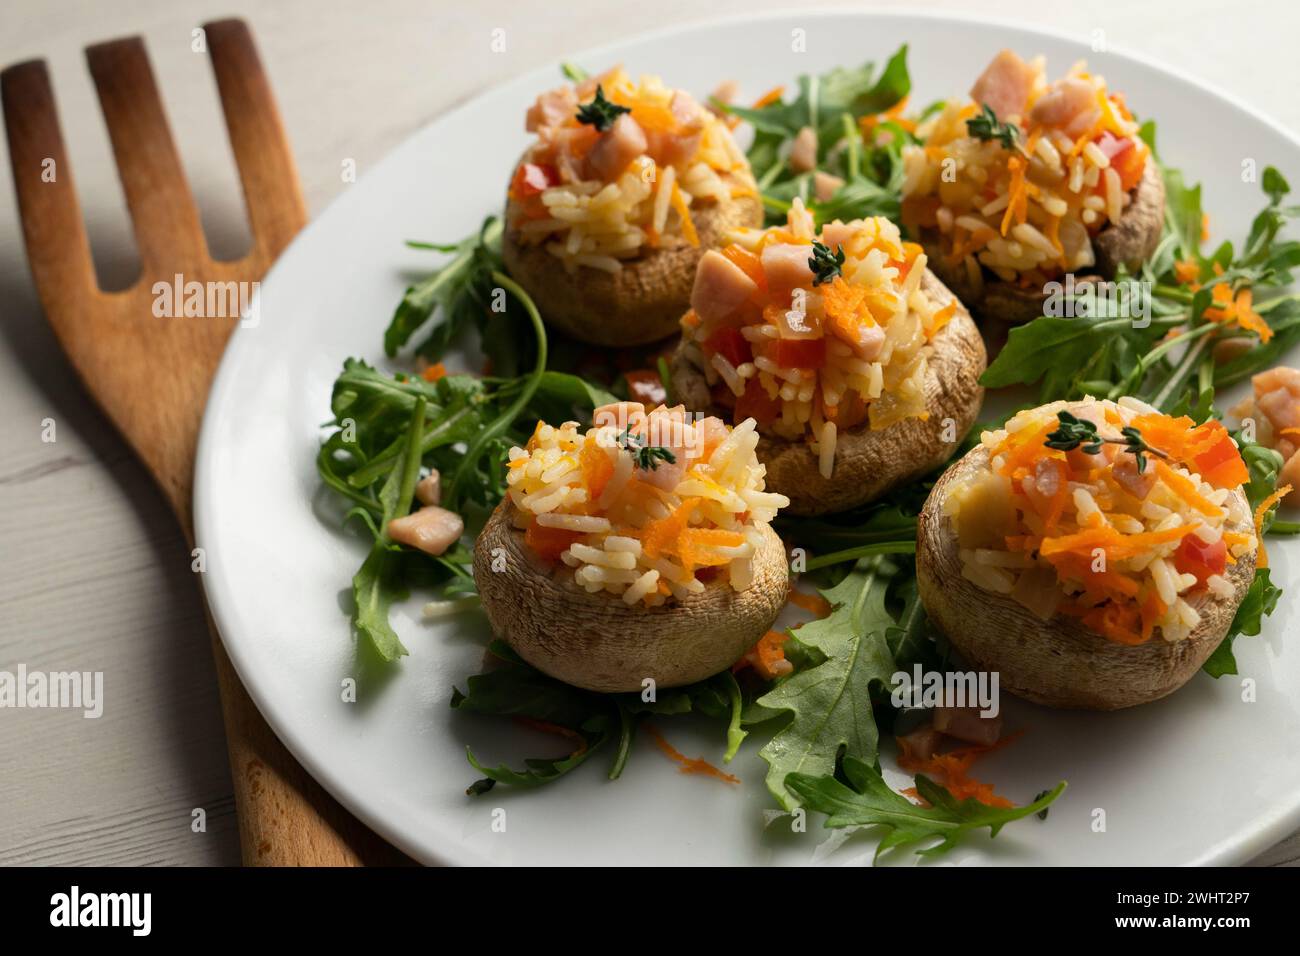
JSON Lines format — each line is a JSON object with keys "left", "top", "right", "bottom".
{"left": 645, "top": 91, "right": 705, "bottom": 168}
{"left": 820, "top": 220, "right": 859, "bottom": 251}
{"left": 1029, "top": 77, "right": 1096, "bottom": 128}
{"left": 790, "top": 126, "right": 818, "bottom": 173}
{"left": 691, "top": 250, "right": 757, "bottom": 323}
{"left": 388, "top": 506, "right": 464, "bottom": 557}
{"left": 585, "top": 113, "right": 648, "bottom": 181}
{"left": 969, "top": 49, "right": 1036, "bottom": 121}
{"left": 933, "top": 705, "right": 1002, "bottom": 746}
{"left": 525, "top": 87, "right": 577, "bottom": 132}
{"left": 593, "top": 401, "right": 647, "bottom": 436}
{"left": 761, "top": 243, "right": 814, "bottom": 301}
{"left": 1112, "top": 454, "right": 1156, "bottom": 500}
{"left": 813, "top": 170, "right": 844, "bottom": 202}
{"left": 415, "top": 470, "right": 442, "bottom": 507}
{"left": 897, "top": 726, "right": 944, "bottom": 762}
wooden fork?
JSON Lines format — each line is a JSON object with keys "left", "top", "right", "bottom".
{"left": 2, "top": 18, "right": 409, "bottom": 866}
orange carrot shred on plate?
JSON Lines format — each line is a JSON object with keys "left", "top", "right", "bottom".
{"left": 421, "top": 361, "right": 447, "bottom": 382}
{"left": 516, "top": 717, "right": 589, "bottom": 759}
{"left": 1253, "top": 484, "right": 1293, "bottom": 569}
{"left": 896, "top": 732, "right": 1022, "bottom": 808}
{"left": 734, "top": 629, "right": 792, "bottom": 680}
{"left": 1173, "top": 259, "right": 1200, "bottom": 286}
{"left": 786, "top": 588, "right": 832, "bottom": 618}
{"left": 644, "top": 724, "right": 739, "bottom": 784}
{"left": 750, "top": 85, "right": 784, "bottom": 109}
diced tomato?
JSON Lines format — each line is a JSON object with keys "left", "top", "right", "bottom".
{"left": 510, "top": 162, "right": 558, "bottom": 198}
{"left": 702, "top": 326, "right": 751, "bottom": 368}
{"left": 733, "top": 377, "right": 781, "bottom": 425}
{"left": 623, "top": 368, "right": 667, "bottom": 406}
{"left": 771, "top": 337, "right": 826, "bottom": 369}
{"left": 524, "top": 521, "right": 584, "bottom": 562}
{"left": 1095, "top": 132, "right": 1145, "bottom": 192}
{"left": 1192, "top": 429, "right": 1249, "bottom": 489}
{"left": 1173, "top": 534, "right": 1227, "bottom": 584}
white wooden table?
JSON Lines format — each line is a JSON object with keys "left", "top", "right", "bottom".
{"left": 1, "top": 0, "right": 1296, "bottom": 866}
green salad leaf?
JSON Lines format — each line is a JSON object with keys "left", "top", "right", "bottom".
{"left": 786, "top": 755, "right": 1065, "bottom": 860}
{"left": 452, "top": 642, "right": 614, "bottom": 790}
{"left": 720, "top": 45, "right": 919, "bottom": 226}
{"left": 756, "top": 558, "right": 901, "bottom": 809}
{"left": 1204, "top": 569, "right": 1282, "bottom": 678}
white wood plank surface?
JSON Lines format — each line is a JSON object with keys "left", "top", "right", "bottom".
{"left": 1, "top": 0, "right": 1296, "bottom": 866}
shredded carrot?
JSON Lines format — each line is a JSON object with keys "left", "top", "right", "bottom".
{"left": 516, "top": 717, "right": 589, "bottom": 759}
{"left": 579, "top": 438, "right": 614, "bottom": 500}
{"left": 859, "top": 95, "right": 915, "bottom": 138}
{"left": 733, "top": 629, "right": 792, "bottom": 680}
{"left": 524, "top": 521, "right": 584, "bottom": 562}
{"left": 926, "top": 301, "right": 957, "bottom": 338}
{"left": 678, "top": 527, "right": 745, "bottom": 572}
{"left": 896, "top": 733, "right": 1022, "bottom": 808}
{"left": 820, "top": 275, "right": 877, "bottom": 343}
{"left": 670, "top": 183, "right": 699, "bottom": 247}
{"left": 1040, "top": 523, "right": 1196, "bottom": 561}
{"left": 786, "top": 588, "right": 832, "bottom": 618}
{"left": 1153, "top": 460, "right": 1222, "bottom": 516}
{"left": 1233, "top": 288, "right": 1274, "bottom": 343}
{"left": 644, "top": 724, "right": 739, "bottom": 783}
{"left": 639, "top": 497, "right": 699, "bottom": 560}
{"left": 751, "top": 85, "right": 784, "bottom": 109}
{"left": 1000, "top": 154, "right": 1028, "bottom": 236}
{"left": 421, "top": 362, "right": 447, "bottom": 382}
{"left": 1173, "top": 259, "right": 1200, "bottom": 286}
{"left": 1253, "top": 484, "right": 1293, "bottom": 569}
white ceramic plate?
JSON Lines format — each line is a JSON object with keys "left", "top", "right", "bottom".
{"left": 195, "top": 9, "right": 1300, "bottom": 865}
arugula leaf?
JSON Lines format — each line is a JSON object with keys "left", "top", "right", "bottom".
{"left": 350, "top": 397, "right": 425, "bottom": 660}
{"left": 1203, "top": 569, "right": 1282, "bottom": 677}
{"left": 756, "top": 558, "right": 901, "bottom": 809}
{"left": 786, "top": 755, "right": 1065, "bottom": 860}
{"left": 722, "top": 45, "right": 913, "bottom": 227}
{"left": 452, "top": 641, "right": 615, "bottom": 790}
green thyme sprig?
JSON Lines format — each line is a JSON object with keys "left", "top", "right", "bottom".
{"left": 808, "top": 240, "right": 845, "bottom": 286}
{"left": 575, "top": 85, "right": 631, "bottom": 132}
{"left": 966, "top": 103, "right": 1020, "bottom": 150}
{"left": 618, "top": 427, "right": 677, "bottom": 471}
{"left": 1044, "top": 411, "right": 1171, "bottom": 473}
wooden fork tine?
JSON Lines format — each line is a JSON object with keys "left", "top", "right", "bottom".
{"left": 204, "top": 19, "right": 307, "bottom": 263}
{"left": 86, "top": 37, "right": 208, "bottom": 273}
{"left": 1, "top": 60, "right": 101, "bottom": 306}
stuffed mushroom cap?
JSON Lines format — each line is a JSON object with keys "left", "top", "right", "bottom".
{"left": 921, "top": 163, "right": 1165, "bottom": 327}
{"left": 473, "top": 407, "right": 791, "bottom": 692}
{"left": 916, "top": 397, "right": 1259, "bottom": 710}
{"left": 670, "top": 206, "right": 986, "bottom": 516}
{"left": 901, "top": 49, "right": 1166, "bottom": 326}
{"left": 501, "top": 68, "right": 762, "bottom": 346}
{"left": 475, "top": 500, "right": 788, "bottom": 692}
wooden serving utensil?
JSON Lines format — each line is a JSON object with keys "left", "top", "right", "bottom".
{"left": 2, "top": 18, "right": 409, "bottom": 866}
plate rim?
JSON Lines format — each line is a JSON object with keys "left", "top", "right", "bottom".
{"left": 194, "top": 5, "right": 1300, "bottom": 866}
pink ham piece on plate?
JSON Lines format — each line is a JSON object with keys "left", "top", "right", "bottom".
{"left": 691, "top": 250, "right": 757, "bottom": 323}
{"left": 388, "top": 506, "right": 464, "bottom": 557}
{"left": 969, "top": 49, "right": 1036, "bottom": 121}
